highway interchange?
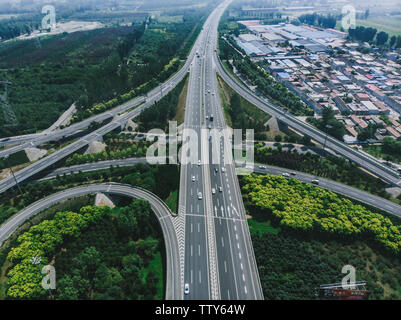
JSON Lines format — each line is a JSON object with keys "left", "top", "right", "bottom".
{"left": 0, "top": 0, "right": 401, "bottom": 301}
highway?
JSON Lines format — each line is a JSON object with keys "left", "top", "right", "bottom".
{"left": 33, "top": 157, "right": 401, "bottom": 218}
{"left": 179, "top": 0, "right": 263, "bottom": 300}
{"left": 214, "top": 51, "right": 401, "bottom": 188}
{"left": 0, "top": 183, "right": 181, "bottom": 300}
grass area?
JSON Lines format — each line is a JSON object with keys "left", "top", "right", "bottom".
{"left": 356, "top": 18, "right": 401, "bottom": 37}
{"left": 144, "top": 252, "right": 164, "bottom": 300}
{"left": 157, "top": 15, "right": 184, "bottom": 24}
{"left": 248, "top": 219, "right": 280, "bottom": 236}
{"left": 165, "top": 190, "right": 178, "bottom": 213}
{"left": 217, "top": 74, "right": 271, "bottom": 136}
{"left": 336, "top": 17, "right": 401, "bottom": 37}
{"left": 174, "top": 75, "right": 189, "bottom": 125}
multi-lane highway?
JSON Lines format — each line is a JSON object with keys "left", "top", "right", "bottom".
{"left": 179, "top": 0, "right": 263, "bottom": 300}
{"left": 0, "top": 183, "right": 181, "bottom": 300}
{"left": 214, "top": 51, "right": 401, "bottom": 188}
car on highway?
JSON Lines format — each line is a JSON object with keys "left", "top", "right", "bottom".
{"left": 212, "top": 188, "right": 216, "bottom": 195}
{"left": 192, "top": 176, "right": 196, "bottom": 182}
{"left": 282, "top": 173, "right": 290, "bottom": 178}
{"left": 219, "top": 187, "right": 223, "bottom": 193}
{"left": 311, "top": 179, "right": 320, "bottom": 185}
{"left": 198, "top": 160, "right": 201, "bottom": 166}
{"left": 259, "top": 165, "right": 266, "bottom": 170}
{"left": 214, "top": 167, "right": 219, "bottom": 173}
{"left": 184, "top": 283, "right": 190, "bottom": 295}
{"left": 221, "top": 167, "right": 226, "bottom": 173}
{"left": 198, "top": 192, "right": 203, "bottom": 200}
{"left": 290, "top": 172, "right": 297, "bottom": 176}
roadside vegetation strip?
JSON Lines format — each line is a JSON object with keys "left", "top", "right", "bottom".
{"left": 0, "top": 164, "right": 180, "bottom": 225}
{"left": 241, "top": 174, "right": 401, "bottom": 255}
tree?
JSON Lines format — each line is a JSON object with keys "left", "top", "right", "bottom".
{"left": 390, "top": 36, "right": 397, "bottom": 48}
{"left": 376, "top": 31, "right": 389, "bottom": 46}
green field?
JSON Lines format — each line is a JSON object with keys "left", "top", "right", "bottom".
{"left": 337, "top": 17, "right": 401, "bottom": 37}
{"left": 165, "top": 190, "right": 178, "bottom": 213}
{"left": 157, "top": 15, "right": 184, "bottom": 23}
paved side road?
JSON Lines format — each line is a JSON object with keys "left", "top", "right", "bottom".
{"left": 0, "top": 183, "right": 181, "bottom": 300}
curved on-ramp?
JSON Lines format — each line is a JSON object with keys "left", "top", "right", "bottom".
{"left": 0, "top": 183, "right": 181, "bottom": 300}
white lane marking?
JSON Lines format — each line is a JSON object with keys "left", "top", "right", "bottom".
{"left": 242, "top": 274, "right": 245, "bottom": 282}
{"left": 199, "top": 271, "right": 202, "bottom": 284}
{"left": 239, "top": 253, "right": 242, "bottom": 260}
{"left": 198, "top": 245, "right": 201, "bottom": 256}
{"left": 221, "top": 237, "right": 224, "bottom": 247}
{"left": 244, "top": 286, "right": 248, "bottom": 295}
{"left": 191, "top": 245, "right": 193, "bottom": 257}
{"left": 224, "top": 261, "right": 227, "bottom": 273}
{"left": 240, "top": 263, "right": 243, "bottom": 270}
{"left": 198, "top": 223, "right": 200, "bottom": 232}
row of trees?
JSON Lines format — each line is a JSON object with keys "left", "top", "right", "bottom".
{"left": 348, "top": 26, "right": 401, "bottom": 48}
{"left": 65, "top": 140, "right": 151, "bottom": 167}
{"left": 231, "top": 56, "right": 314, "bottom": 117}
{"left": 298, "top": 13, "right": 338, "bottom": 29}
{"left": 0, "top": 163, "right": 179, "bottom": 215}
{"left": 242, "top": 174, "right": 401, "bottom": 254}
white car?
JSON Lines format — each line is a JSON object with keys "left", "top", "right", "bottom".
{"left": 259, "top": 165, "right": 266, "bottom": 170}
{"left": 198, "top": 192, "right": 203, "bottom": 200}
{"left": 282, "top": 173, "right": 290, "bottom": 178}
{"left": 198, "top": 160, "right": 201, "bottom": 166}
{"left": 212, "top": 188, "right": 216, "bottom": 195}
{"left": 311, "top": 179, "right": 320, "bottom": 185}
{"left": 219, "top": 187, "right": 223, "bottom": 193}
{"left": 221, "top": 167, "right": 226, "bottom": 173}
{"left": 192, "top": 176, "right": 196, "bottom": 182}
{"left": 184, "top": 283, "right": 190, "bottom": 295}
